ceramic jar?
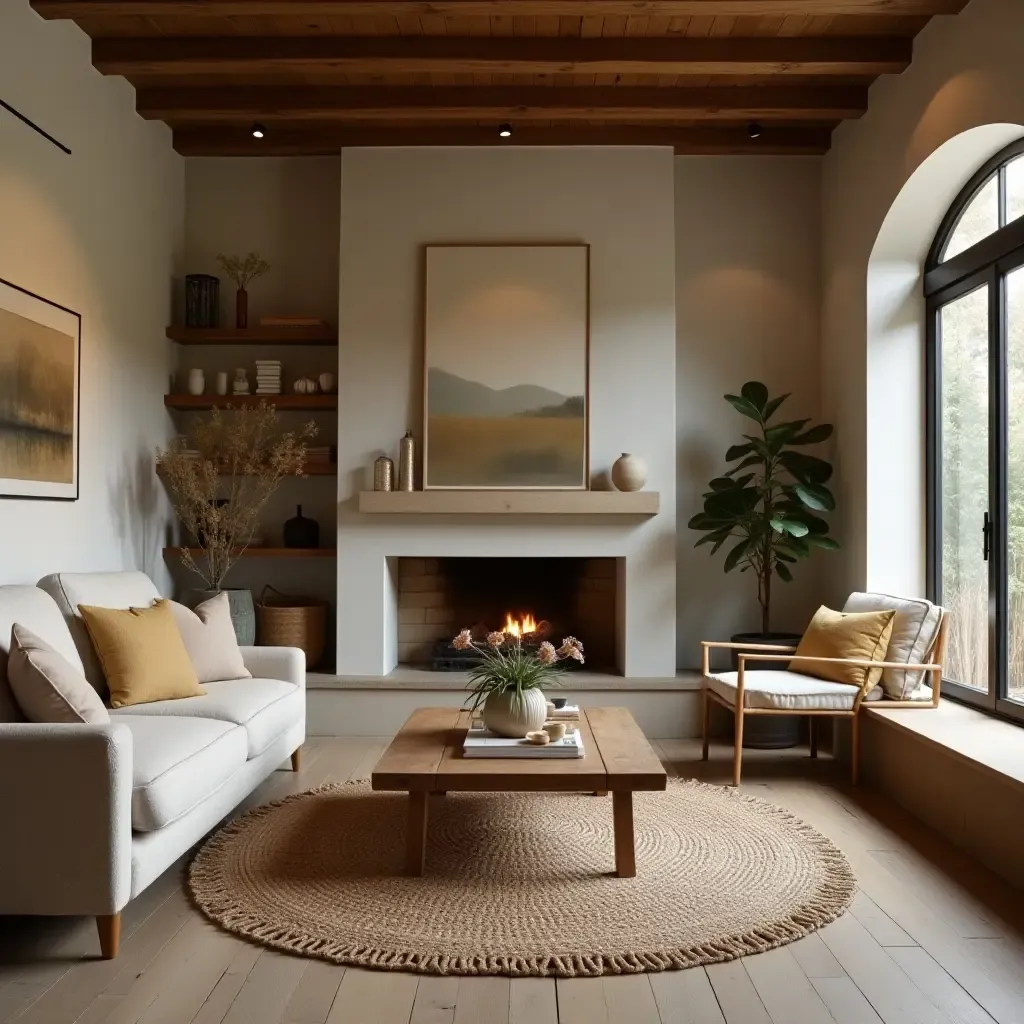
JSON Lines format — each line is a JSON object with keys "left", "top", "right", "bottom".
{"left": 611, "top": 453, "right": 647, "bottom": 492}
{"left": 187, "top": 368, "right": 205, "bottom": 396}
{"left": 215, "top": 371, "right": 228, "bottom": 395}
{"left": 483, "top": 688, "right": 549, "bottom": 738}
{"left": 293, "top": 377, "right": 318, "bottom": 395}
{"left": 318, "top": 372, "right": 336, "bottom": 393}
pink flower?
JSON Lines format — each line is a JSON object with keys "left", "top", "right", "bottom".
{"left": 537, "top": 641, "right": 557, "bottom": 665}
{"left": 452, "top": 629, "right": 473, "bottom": 650}
{"left": 486, "top": 631, "right": 506, "bottom": 648}
{"left": 558, "top": 636, "right": 584, "bottom": 656}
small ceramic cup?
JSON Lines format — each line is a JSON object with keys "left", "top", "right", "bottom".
{"left": 525, "top": 730, "right": 550, "bottom": 745}
{"left": 543, "top": 722, "right": 567, "bottom": 742}
{"left": 551, "top": 697, "right": 569, "bottom": 710}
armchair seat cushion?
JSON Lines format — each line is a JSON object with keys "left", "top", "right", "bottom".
{"left": 707, "top": 670, "right": 860, "bottom": 711}
{"left": 110, "top": 678, "right": 303, "bottom": 758}
{"left": 117, "top": 715, "right": 247, "bottom": 831}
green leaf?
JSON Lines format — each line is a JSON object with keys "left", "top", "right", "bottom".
{"left": 708, "top": 477, "right": 735, "bottom": 491}
{"left": 769, "top": 517, "right": 786, "bottom": 534}
{"left": 775, "top": 561, "right": 794, "bottom": 583}
{"left": 789, "top": 423, "right": 834, "bottom": 445}
{"left": 740, "top": 381, "right": 769, "bottom": 412}
{"left": 793, "top": 483, "right": 835, "bottom": 512}
{"left": 724, "top": 394, "right": 762, "bottom": 422}
{"left": 727, "top": 454, "right": 764, "bottom": 474}
{"left": 688, "top": 512, "right": 732, "bottom": 531}
{"left": 761, "top": 393, "right": 790, "bottom": 421}
{"left": 694, "top": 527, "right": 732, "bottom": 548}
{"left": 778, "top": 451, "right": 833, "bottom": 484}
{"left": 804, "top": 535, "right": 840, "bottom": 550}
{"left": 780, "top": 519, "right": 809, "bottom": 537}
{"left": 775, "top": 551, "right": 797, "bottom": 563}
{"left": 723, "top": 538, "right": 752, "bottom": 572}
{"left": 725, "top": 443, "right": 754, "bottom": 462}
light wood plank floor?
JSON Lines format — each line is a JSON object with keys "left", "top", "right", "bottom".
{"left": 2, "top": 736, "right": 1023, "bottom": 1024}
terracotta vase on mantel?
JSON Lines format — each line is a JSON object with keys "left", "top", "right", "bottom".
{"left": 235, "top": 287, "right": 248, "bottom": 329}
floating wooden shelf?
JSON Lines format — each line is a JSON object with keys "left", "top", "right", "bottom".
{"left": 166, "top": 325, "right": 336, "bottom": 346}
{"left": 164, "top": 394, "right": 337, "bottom": 411}
{"left": 157, "top": 463, "right": 336, "bottom": 477}
{"left": 357, "top": 490, "right": 659, "bottom": 516}
{"left": 164, "top": 547, "right": 336, "bottom": 559}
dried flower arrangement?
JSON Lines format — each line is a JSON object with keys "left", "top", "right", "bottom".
{"left": 156, "top": 403, "right": 316, "bottom": 590}
{"left": 453, "top": 628, "right": 584, "bottom": 714}
{"left": 216, "top": 252, "right": 271, "bottom": 290}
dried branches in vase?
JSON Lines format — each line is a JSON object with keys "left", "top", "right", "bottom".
{"left": 156, "top": 403, "right": 316, "bottom": 591}
{"left": 216, "top": 252, "right": 270, "bottom": 328}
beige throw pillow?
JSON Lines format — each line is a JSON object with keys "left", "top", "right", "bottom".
{"left": 791, "top": 605, "right": 897, "bottom": 693}
{"left": 8, "top": 624, "right": 110, "bottom": 724}
{"left": 166, "top": 593, "right": 251, "bottom": 684}
{"left": 78, "top": 600, "right": 203, "bottom": 709}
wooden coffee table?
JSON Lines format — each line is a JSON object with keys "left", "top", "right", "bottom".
{"left": 371, "top": 706, "right": 667, "bottom": 878}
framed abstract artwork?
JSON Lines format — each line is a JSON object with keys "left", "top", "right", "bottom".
{"left": 0, "top": 279, "right": 81, "bottom": 500}
{"left": 423, "top": 244, "right": 589, "bottom": 490}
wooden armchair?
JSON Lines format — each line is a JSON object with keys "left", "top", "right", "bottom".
{"left": 700, "top": 603, "right": 949, "bottom": 787}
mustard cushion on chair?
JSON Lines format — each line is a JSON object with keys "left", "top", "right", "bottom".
{"left": 790, "top": 605, "right": 896, "bottom": 693}
{"left": 78, "top": 599, "right": 203, "bottom": 709}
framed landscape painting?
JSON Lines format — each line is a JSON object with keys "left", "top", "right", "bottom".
{"left": 0, "top": 279, "right": 80, "bottom": 501}
{"left": 423, "top": 244, "right": 589, "bottom": 490}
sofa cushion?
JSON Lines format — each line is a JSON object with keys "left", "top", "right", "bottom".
{"left": 707, "top": 670, "right": 861, "bottom": 711}
{"left": 8, "top": 624, "right": 110, "bottom": 724}
{"left": 110, "top": 678, "right": 303, "bottom": 758}
{"left": 0, "top": 585, "right": 84, "bottom": 723}
{"left": 791, "top": 605, "right": 896, "bottom": 693}
{"left": 38, "top": 571, "right": 162, "bottom": 695}
{"left": 115, "top": 715, "right": 247, "bottom": 831}
{"left": 842, "top": 592, "right": 944, "bottom": 700}
{"left": 167, "top": 594, "right": 251, "bottom": 684}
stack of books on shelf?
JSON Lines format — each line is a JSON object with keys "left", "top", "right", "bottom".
{"left": 255, "top": 360, "right": 282, "bottom": 395}
{"left": 546, "top": 703, "right": 581, "bottom": 722}
{"left": 462, "top": 720, "right": 585, "bottom": 759}
{"left": 305, "top": 446, "right": 333, "bottom": 465}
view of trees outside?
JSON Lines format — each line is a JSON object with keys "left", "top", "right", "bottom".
{"left": 942, "top": 176, "right": 999, "bottom": 261}
{"left": 1006, "top": 266, "right": 1024, "bottom": 703}
{"left": 940, "top": 285, "right": 990, "bottom": 693}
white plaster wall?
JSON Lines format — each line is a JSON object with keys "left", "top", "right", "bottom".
{"left": 676, "top": 157, "right": 823, "bottom": 665}
{"left": 337, "top": 147, "right": 677, "bottom": 678}
{"left": 823, "top": 0, "right": 1024, "bottom": 606}
{"left": 0, "top": 4, "right": 183, "bottom": 588}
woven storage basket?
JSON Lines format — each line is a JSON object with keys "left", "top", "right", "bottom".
{"left": 256, "top": 586, "right": 327, "bottom": 670}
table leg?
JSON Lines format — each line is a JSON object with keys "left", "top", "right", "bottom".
{"left": 406, "top": 791, "right": 429, "bottom": 876}
{"left": 612, "top": 791, "right": 636, "bottom": 878}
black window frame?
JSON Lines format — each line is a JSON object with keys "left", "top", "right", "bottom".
{"left": 925, "top": 138, "right": 1024, "bottom": 724}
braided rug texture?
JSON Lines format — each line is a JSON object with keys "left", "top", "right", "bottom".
{"left": 189, "top": 779, "right": 854, "bottom": 977}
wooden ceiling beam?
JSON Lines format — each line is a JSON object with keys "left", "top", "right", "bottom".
{"left": 31, "top": 0, "right": 970, "bottom": 18}
{"left": 138, "top": 84, "right": 867, "bottom": 123}
{"left": 172, "top": 124, "right": 833, "bottom": 156}
{"left": 94, "top": 36, "right": 911, "bottom": 78}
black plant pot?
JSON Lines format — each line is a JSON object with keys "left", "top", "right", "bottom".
{"left": 729, "top": 630, "right": 803, "bottom": 750}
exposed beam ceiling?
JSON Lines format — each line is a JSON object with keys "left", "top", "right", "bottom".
{"left": 173, "top": 124, "right": 834, "bottom": 156}
{"left": 94, "top": 36, "right": 911, "bottom": 79}
{"left": 138, "top": 85, "right": 867, "bottom": 124}
{"left": 31, "top": 0, "right": 969, "bottom": 17}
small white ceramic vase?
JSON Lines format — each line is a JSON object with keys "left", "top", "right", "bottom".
{"left": 187, "top": 368, "right": 205, "bottom": 396}
{"left": 318, "top": 372, "right": 336, "bottom": 393}
{"left": 215, "top": 371, "right": 228, "bottom": 396}
{"left": 611, "top": 453, "right": 647, "bottom": 492}
{"left": 483, "top": 688, "right": 548, "bottom": 738}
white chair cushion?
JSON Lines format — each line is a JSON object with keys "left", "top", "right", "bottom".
{"left": 37, "top": 571, "right": 163, "bottom": 694}
{"left": 110, "top": 678, "right": 303, "bottom": 758}
{"left": 842, "top": 592, "right": 943, "bottom": 700}
{"left": 116, "top": 715, "right": 247, "bottom": 831}
{"left": 707, "top": 670, "right": 860, "bottom": 711}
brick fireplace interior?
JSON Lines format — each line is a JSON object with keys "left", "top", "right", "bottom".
{"left": 397, "top": 556, "right": 619, "bottom": 672}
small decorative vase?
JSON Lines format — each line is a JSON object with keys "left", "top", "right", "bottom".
{"left": 399, "top": 431, "right": 415, "bottom": 492}
{"left": 283, "top": 504, "right": 319, "bottom": 548}
{"left": 183, "top": 587, "right": 255, "bottom": 645}
{"left": 611, "top": 453, "right": 647, "bottom": 492}
{"left": 215, "top": 371, "right": 228, "bottom": 396}
{"left": 236, "top": 287, "right": 248, "bottom": 329}
{"left": 374, "top": 455, "right": 394, "bottom": 491}
{"left": 318, "top": 372, "right": 336, "bottom": 393}
{"left": 232, "top": 367, "right": 250, "bottom": 394}
{"left": 483, "top": 688, "right": 548, "bottom": 738}
{"left": 187, "top": 368, "right": 205, "bottom": 396}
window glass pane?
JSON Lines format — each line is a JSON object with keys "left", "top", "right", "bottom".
{"left": 1007, "top": 156, "right": 1024, "bottom": 226}
{"left": 939, "top": 285, "right": 989, "bottom": 692}
{"left": 942, "top": 176, "right": 1000, "bottom": 261}
{"left": 1007, "top": 267, "right": 1024, "bottom": 704}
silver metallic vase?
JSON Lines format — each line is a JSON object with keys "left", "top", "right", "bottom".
{"left": 373, "top": 455, "right": 394, "bottom": 492}
{"left": 399, "top": 431, "right": 415, "bottom": 492}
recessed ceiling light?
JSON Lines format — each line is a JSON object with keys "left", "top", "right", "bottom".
{"left": 252, "top": 122, "right": 266, "bottom": 139}
{"left": 747, "top": 122, "right": 762, "bottom": 140}
{"left": 498, "top": 123, "right": 513, "bottom": 138}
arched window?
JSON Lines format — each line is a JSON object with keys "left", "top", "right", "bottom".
{"left": 926, "top": 138, "right": 1024, "bottom": 723}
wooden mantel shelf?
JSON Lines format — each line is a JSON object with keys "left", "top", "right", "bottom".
{"left": 357, "top": 490, "right": 659, "bottom": 516}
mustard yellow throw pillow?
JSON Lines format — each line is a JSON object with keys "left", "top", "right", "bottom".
{"left": 790, "top": 605, "right": 896, "bottom": 693}
{"left": 78, "top": 599, "right": 203, "bottom": 709}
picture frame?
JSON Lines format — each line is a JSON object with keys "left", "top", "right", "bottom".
{"left": 0, "top": 278, "right": 81, "bottom": 501}
{"left": 423, "top": 243, "right": 590, "bottom": 490}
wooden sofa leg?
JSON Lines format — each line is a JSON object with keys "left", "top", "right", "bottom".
{"left": 733, "top": 709, "right": 744, "bottom": 787}
{"left": 291, "top": 747, "right": 302, "bottom": 772}
{"left": 97, "top": 913, "right": 120, "bottom": 959}
{"left": 701, "top": 689, "right": 710, "bottom": 762}
{"left": 851, "top": 715, "right": 860, "bottom": 786}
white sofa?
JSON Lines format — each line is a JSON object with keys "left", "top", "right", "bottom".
{"left": 0, "top": 571, "right": 305, "bottom": 958}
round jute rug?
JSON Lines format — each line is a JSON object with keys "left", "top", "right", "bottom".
{"left": 188, "top": 779, "right": 854, "bottom": 977}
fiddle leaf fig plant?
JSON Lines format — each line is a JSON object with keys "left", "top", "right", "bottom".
{"left": 688, "top": 381, "right": 839, "bottom": 634}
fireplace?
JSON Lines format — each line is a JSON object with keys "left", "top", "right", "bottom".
{"left": 397, "top": 557, "right": 618, "bottom": 672}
